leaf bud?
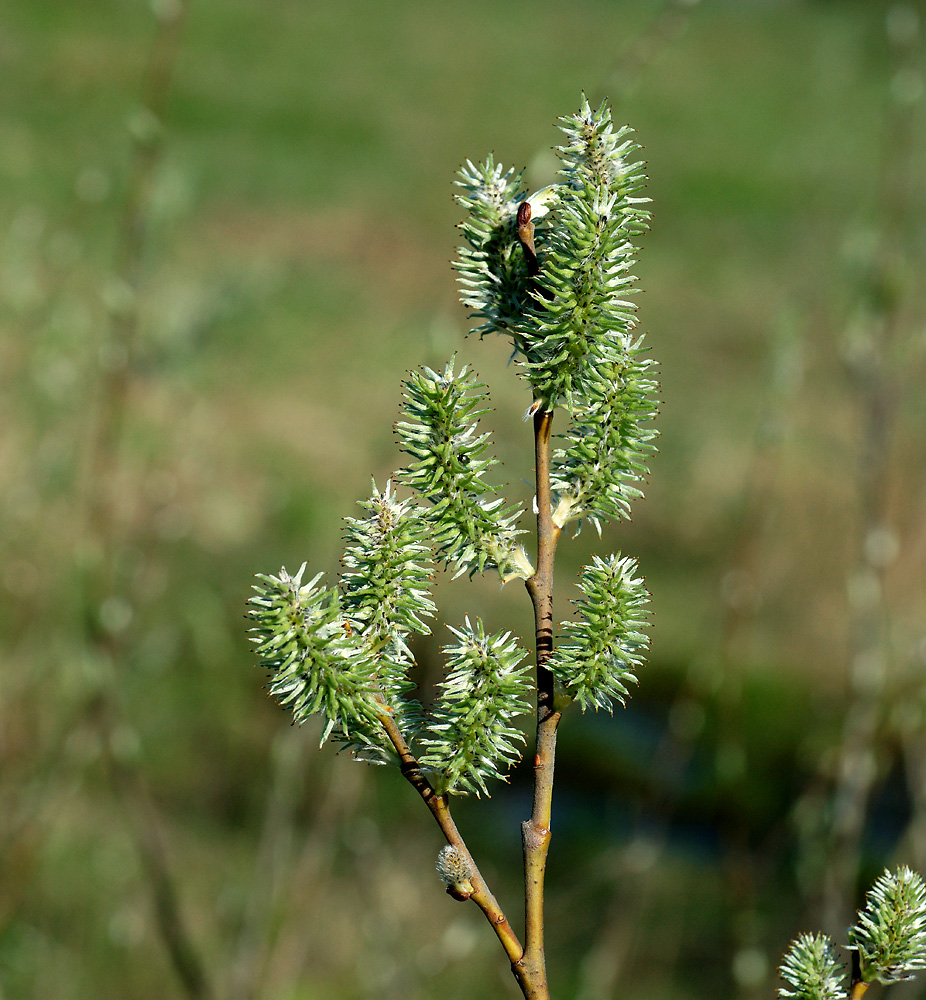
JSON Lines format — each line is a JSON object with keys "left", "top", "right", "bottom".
{"left": 436, "top": 845, "right": 475, "bottom": 901}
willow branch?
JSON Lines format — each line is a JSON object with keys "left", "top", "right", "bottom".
{"left": 377, "top": 708, "right": 524, "bottom": 966}
{"left": 516, "top": 408, "right": 562, "bottom": 999}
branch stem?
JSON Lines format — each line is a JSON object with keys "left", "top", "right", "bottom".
{"left": 380, "top": 405, "right": 562, "bottom": 1000}
{"left": 518, "top": 407, "right": 562, "bottom": 999}
{"left": 378, "top": 709, "right": 524, "bottom": 966}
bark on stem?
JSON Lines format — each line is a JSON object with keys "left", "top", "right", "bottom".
{"left": 379, "top": 406, "right": 562, "bottom": 1000}
{"left": 378, "top": 710, "right": 524, "bottom": 966}
{"left": 517, "top": 407, "right": 562, "bottom": 1000}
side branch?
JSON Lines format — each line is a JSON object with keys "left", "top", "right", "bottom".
{"left": 377, "top": 709, "right": 524, "bottom": 966}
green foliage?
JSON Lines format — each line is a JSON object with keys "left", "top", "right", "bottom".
{"left": 549, "top": 356, "right": 658, "bottom": 532}
{"left": 420, "top": 618, "right": 532, "bottom": 797}
{"left": 395, "top": 360, "right": 532, "bottom": 581}
{"left": 454, "top": 156, "right": 531, "bottom": 344}
{"left": 340, "top": 482, "right": 436, "bottom": 643}
{"left": 519, "top": 186, "right": 640, "bottom": 409}
{"left": 339, "top": 481, "right": 437, "bottom": 740}
{"left": 454, "top": 96, "right": 654, "bottom": 413}
{"left": 778, "top": 867, "right": 926, "bottom": 999}
{"left": 778, "top": 933, "right": 843, "bottom": 1000}
{"left": 554, "top": 98, "right": 650, "bottom": 227}
{"left": 248, "top": 482, "right": 438, "bottom": 762}
{"left": 453, "top": 98, "right": 658, "bottom": 534}
{"left": 849, "top": 866, "right": 926, "bottom": 986}
{"left": 546, "top": 554, "right": 649, "bottom": 712}
{"left": 250, "top": 97, "right": 658, "bottom": 801}
{"left": 248, "top": 564, "right": 387, "bottom": 751}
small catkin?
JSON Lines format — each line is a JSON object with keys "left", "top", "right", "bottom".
{"left": 436, "top": 845, "right": 475, "bottom": 901}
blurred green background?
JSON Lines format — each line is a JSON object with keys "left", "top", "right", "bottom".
{"left": 2, "top": 0, "right": 925, "bottom": 997}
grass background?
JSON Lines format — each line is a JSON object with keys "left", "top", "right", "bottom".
{"left": 1, "top": 0, "right": 925, "bottom": 998}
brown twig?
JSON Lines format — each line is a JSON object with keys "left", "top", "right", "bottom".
{"left": 514, "top": 407, "right": 563, "bottom": 1000}
{"left": 377, "top": 708, "right": 525, "bottom": 968}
